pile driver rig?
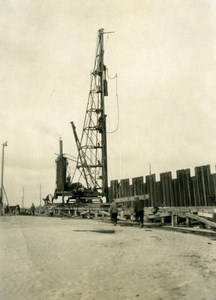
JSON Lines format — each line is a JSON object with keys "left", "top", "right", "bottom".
{"left": 54, "top": 28, "right": 113, "bottom": 204}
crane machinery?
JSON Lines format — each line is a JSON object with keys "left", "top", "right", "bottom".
{"left": 53, "top": 28, "right": 113, "bottom": 205}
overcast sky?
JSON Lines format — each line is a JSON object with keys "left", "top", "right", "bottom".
{"left": 1, "top": 0, "right": 216, "bottom": 207}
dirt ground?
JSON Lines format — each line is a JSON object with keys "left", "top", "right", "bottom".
{"left": 0, "top": 216, "right": 216, "bottom": 300}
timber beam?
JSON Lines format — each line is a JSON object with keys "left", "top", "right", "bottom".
{"left": 114, "top": 194, "right": 149, "bottom": 203}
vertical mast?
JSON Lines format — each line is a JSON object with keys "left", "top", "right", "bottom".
{"left": 0, "top": 142, "right": 7, "bottom": 215}
{"left": 73, "top": 28, "right": 110, "bottom": 202}
{"left": 99, "top": 28, "right": 109, "bottom": 200}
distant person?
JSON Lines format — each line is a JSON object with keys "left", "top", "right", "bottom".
{"left": 134, "top": 196, "right": 144, "bottom": 228}
{"left": 15, "top": 205, "right": 20, "bottom": 215}
{"left": 109, "top": 200, "right": 118, "bottom": 226}
{"left": 30, "top": 203, "right": 36, "bottom": 216}
{"left": 5, "top": 205, "right": 10, "bottom": 214}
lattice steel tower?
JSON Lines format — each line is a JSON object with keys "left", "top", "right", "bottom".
{"left": 72, "top": 28, "right": 110, "bottom": 201}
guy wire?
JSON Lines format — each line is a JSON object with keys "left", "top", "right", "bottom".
{"left": 106, "top": 69, "right": 119, "bottom": 134}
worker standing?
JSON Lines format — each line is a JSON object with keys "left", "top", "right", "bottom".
{"left": 109, "top": 200, "right": 118, "bottom": 226}
{"left": 134, "top": 196, "right": 144, "bottom": 228}
{"left": 30, "top": 203, "right": 36, "bottom": 216}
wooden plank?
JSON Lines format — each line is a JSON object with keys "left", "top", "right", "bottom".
{"left": 160, "top": 173, "right": 166, "bottom": 206}
{"left": 109, "top": 179, "right": 119, "bottom": 202}
{"left": 151, "top": 174, "right": 156, "bottom": 207}
{"left": 168, "top": 172, "right": 174, "bottom": 207}
{"left": 143, "top": 182, "right": 149, "bottom": 207}
{"left": 195, "top": 167, "right": 202, "bottom": 206}
{"left": 129, "top": 184, "right": 133, "bottom": 197}
{"left": 195, "top": 165, "right": 211, "bottom": 206}
{"left": 117, "top": 215, "right": 128, "bottom": 221}
{"left": 191, "top": 176, "right": 198, "bottom": 206}
{"left": 145, "top": 176, "right": 150, "bottom": 207}
{"left": 183, "top": 169, "right": 188, "bottom": 206}
{"left": 172, "top": 179, "right": 178, "bottom": 207}
{"left": 132, "top": 176, "right": 144, "bottom": 196}
{"left": 59, "top": 211, "right": 71, "bottom": 218}
{"left": 181, "top": 170, "right": 186, "bottom": 207}
{"left": 198, "top": 212, "right": 213, "bottom": 219}
{"left": 201, "top": 167, "right": 207, "bottom": 206}
{"left": 210, "top": 173, "right": 216, "bottom": 205}
{"left": 80, "top": 210, "right": 90, "bottom": 215}
{"left": 120, "top": 178, "right": 130, "bottom": 197}
{"left": 165, "top": 172, "right": 171, "bottom": 207}
{"left": 146, "top": 174, "right": 156, "bottom": 207}
{"left": 185, "top": 169, "right": 192, "bottom": 206}
{"left": 147, "top": 213, "right": 171, "bottom": 219}
{"left": 163, "top": 172, "right": 168, "bottom": 206}
{"left": 185, "top": 212, "right": 216, "bottom": 229}
{"left": 177, "top": 170, "right": 183, "bottom": 207}
{"left": 155, "top": 181, "right": 163, "bottom": 207}
{"left": 171, "top": 214, "right": 178, "bottom": 227}
{"left": 205, "top": 165, "right": 211, "bottom": 205}
{"left": 176, "top": 212, "right": 187, "bottom": 218}
{"left": 101, "top": 210, "right": 110, "bottom": 216}
{"left": 114, "top": 194, "right": 149, "bottom": 203}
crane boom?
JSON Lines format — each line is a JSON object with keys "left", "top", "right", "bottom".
{"left": 71, "top": 121, "right": 97, "bottom": 189}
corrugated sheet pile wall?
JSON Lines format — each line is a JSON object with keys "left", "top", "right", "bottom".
{"left": 109, "top": 164, "right": 216, "bottom": 207}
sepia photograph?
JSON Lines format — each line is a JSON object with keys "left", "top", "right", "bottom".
{"left": 0, "top": 1, "right": 216, "bottom": 299}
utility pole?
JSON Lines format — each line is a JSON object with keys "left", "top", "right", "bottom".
{"left": 0, "top": 141, "right": 7, "bottom": 216}
{"left": 40, "top": 184, "right": 41, "bottom": 206}
{"left": 22, "top": 187, "right": 24, "bottom": 209}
